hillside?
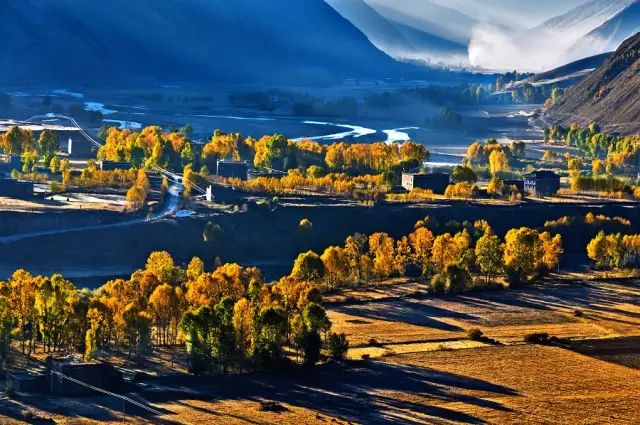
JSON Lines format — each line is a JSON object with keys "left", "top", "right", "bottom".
{"left": 570, "top": 0, "right": 640, "bottom": 57}
{"left": 546, "top": 32, "right": 640, "bottom": 134}
{"left": 537, "top": 0, "right": 634, "bottom": 33}
{"left": 520, "top": 53, "right": 612, "bottom": 88}
{"left": 365, "top": 0, "right": 476, "bottom": 45}
{"left": 0, "top": 0, "right": 414, "bottom": 86}
{"left": 326, "top": 0, "right": 467, "bottom": 65}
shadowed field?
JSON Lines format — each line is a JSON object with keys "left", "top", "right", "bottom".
{"left": 2, "top": 278, "right": 639, "bottom": 424}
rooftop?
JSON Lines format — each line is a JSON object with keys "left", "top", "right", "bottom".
{"left": 524, "top": 170, "right": 560, "bottom": 179}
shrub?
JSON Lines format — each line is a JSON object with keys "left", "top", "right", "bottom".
{"left": 443, "top": 263, "right": 472, "bottom": 294}
{"left": 4, "top": 383, "right": 15, "bottom": 398}
{"left": 524, "top": 332, "right": 550, "bottom": 344}
{"left": 299, "top": 218, "right": 313, "bottom": 231}
{"left": 430, "top": 273, "right": 446, "bottom": 294}
{"left": 467, "top": 328, "right": 484, "bottom": 341}
{"left": 326, "top": 332, "right": 349, "bottom": 360}
{"left": 203, "top": 221, "right": 223, "bottom": 242}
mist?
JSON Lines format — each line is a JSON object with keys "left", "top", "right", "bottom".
{"left": 468, "top": 24, "right": 601, "bottom": 72}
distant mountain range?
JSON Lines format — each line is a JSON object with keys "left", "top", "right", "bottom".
{"left": 1, "top": 0, "right": 637, "bottom": 87}
{"left": 569, "top": 0, "right": 640, "bottom": 59}
{"left": 536, "top": 0, "right": 635, "bottom": 33}
{"left": 328, "top": 0, "right": 639, "bottom": 72}
{"left": 0, "top": 0, "right": 419, "bottom": 86}
{"left": 546, "top": 32, "right": 640, "bottom": 135}
{"left": 325, "top": 0, "right": 468, "bottom": 66}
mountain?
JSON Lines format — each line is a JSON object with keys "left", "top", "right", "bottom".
{"left": 434, "top": 0, "right": 586, "bottom": 27}
{"left": 325, "top": 0, "right": 467, "bottom": 66}
{"left": 546, "top": 32, "right": 640, "bottom": 134}
{"left": 0, "top": 0, "right": 414, "bottom": 86}
{"left": 364, "top": 0, "right": 477, "bottom": 45}
{"left": 570, "top": 0, "right": 640, "bottom": 57}
{"left": 537, "top": 0, "right": 634, "bottom": 33}
{"left": 519, "top": 53, "right": 612, "bottom": 88}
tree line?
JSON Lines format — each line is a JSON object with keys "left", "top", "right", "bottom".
{"left": 293, "top": 218, "right": 563, "bottom": 292}
{"left": 0, "top": 252, "right": 347, "bottom": 374}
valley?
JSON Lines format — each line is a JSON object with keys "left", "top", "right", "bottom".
{"left": 0, "top": 1, "right": 639, "bottom": 424}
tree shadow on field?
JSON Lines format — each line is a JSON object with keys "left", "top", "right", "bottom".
{"left": 140, "top": 360, "right": 518, "bottom": 424}
{"left": 333, "top": 299, "right": 474, "bottom": 331}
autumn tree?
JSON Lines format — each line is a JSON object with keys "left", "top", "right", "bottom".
{"left": 475, "top": 229, "right": 504, "bottom": 284}
{"left": 35, "top": 274, "right": 77, "bottom": 352}
{"left": 149, "top": 284, "right": 182, "bottom": 346}
{"left": 408, "top": 227, "right": 434, "bottom": 275}
{"left": 502, "top": 227, "right": 562, "bottom": 284}
{"left": 8, "top": 270, "right": 38, "bottom": 354}
{"left": 0, "top": 288, "right": 14, "bottom": 366}
{"left": 432, "top": 231, "right": 472, "bottom": 273}
{"left": 489, "top": 150, "right": 509, "bottom": 175}
{"left": 487, "top": 176, "right": 504, "bottom": 197}
{"left": 368, "top": 232, "right": 396, "bottom": 278}
{"left": 321, "top": 246, "right": 349, "bottom": 288}
{"left": 291, "top": 251, "right": 325, "bottom": 282}
{"left": 540, "top": 232, "right": 564, "bottom": 272}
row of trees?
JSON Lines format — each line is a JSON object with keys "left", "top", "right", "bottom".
{"left": 98, "top": 126, "right": 192, "bottom": 170}
{"left": 545, "top": 212, "right": 631, "bottom": 229}
{"left": 545, "top": 124, "right": 640, "bottom": 170}
{"left": 587, "top": 232, "right": 640, "bottom": 270}
{"left": 0, "top": 127, "right": 61, "bottom": 171}
{"left": 291, "top": 220, "right": 563, "bottom": 293}
{"left": 100, "top": 126, "right": 430, "bottom": 184}
{"left": 0, "top": 252, "right": 346, "bottom": 373}
{"left": 465, "top": 139, "right": 520, "bottom": 176}
{"left": 223, "top": 169, "right": 383, "bottom": 200}
{"left": 202, "top": 131, "right": 429, "bottom": 177}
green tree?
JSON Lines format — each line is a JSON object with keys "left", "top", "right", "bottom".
{"left": 37, "top": 129, "right": 60, "bottom": 164}
{"left": 452, "top": 165, "right": 477, "bottom": 183}
{"left": 180, "top": 124, "right": 194, "bottom": 139}
{"left": 49, "top": 156, "right": 61, "bottom": 174}
{"left": 291, "top": 251, "right": 325, "bottom": 281}
{"left": 475, "top": 229, "right": 504, "bottom": 284}
{"left": 0, "top": 292, "right": 14, "bottom": 366}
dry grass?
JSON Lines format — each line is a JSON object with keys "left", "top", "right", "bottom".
{"left": 2, "top": 278, "right": 640, "bottom": 424}
{"left": 383, "top": 345, "right": 640, "bottom": 424}
{"left": 328, "top": 278, "right": 640, "bottom": 347}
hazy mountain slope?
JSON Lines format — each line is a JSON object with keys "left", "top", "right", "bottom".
{"left": 529, "top": 53, "right": 612, "bottom": 84}
{"left": 325, "top": 0, "right": 467, "bottom": 65}
{"left": 325, "top": 0, "right": 412, "bottom": 51}
{"left": 433, "top": 0, "right": 586, "bottom": 27}
{"left": 365, "top": 0, "right": 477, "bottom": 45}
{"left": 507, "top": 53, "right": 611, "bottom": 92}
{"left": 547, "top": 32, "right": 640, "bottom": 134}
{"left": 0, "top": 0, "right": 412, "bottom": 86}
{"left": 537, "top": 0, "right": 634, "bottom": 32}
{"left": 570, "top": 1, "right": 640, "bottom": 56}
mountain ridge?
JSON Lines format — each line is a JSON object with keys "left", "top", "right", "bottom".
{"left": 0, "top": 0, "right": 417, "bottom": 87}
{"left": 546, "top": 32, "right": 640, "bottom": 135}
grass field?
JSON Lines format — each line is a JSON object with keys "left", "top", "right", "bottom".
{"left": 1, "top": 277, "right": 639, "bottom": 424}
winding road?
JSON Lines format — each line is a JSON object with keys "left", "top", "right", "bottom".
{"left": 0, "top": 182, "right": 182, "bottom": 245}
